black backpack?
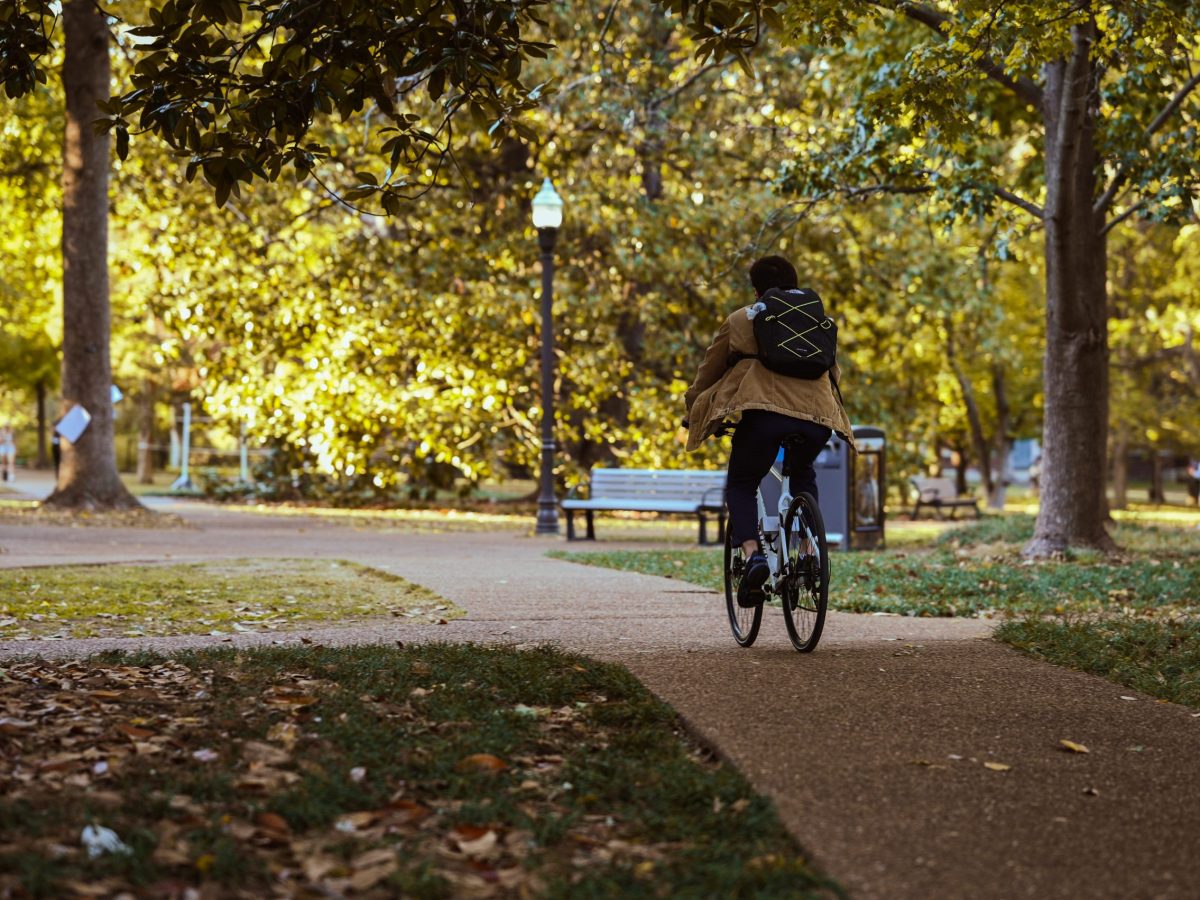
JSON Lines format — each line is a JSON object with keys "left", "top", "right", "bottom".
{"left": 741, "top": 288, "right": 837, "bottom": 379}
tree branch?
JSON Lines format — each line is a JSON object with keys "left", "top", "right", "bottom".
{"left": 0, "top": 160, "right": 52, "bottom": 180}
{"left": 995, "top": 187, "right": 1044, "bottom": 219}
{"left": 893, "top": 1, "right": 1044, "bottom": 108}
{"left": 1096, "top": 70, "right": 1200, "bottom": 216}
{"left": 1100, "top": 200, "right": 1146, "bottom": 236}
{"left": 844, "top": 181, "right": 1043, "bottom": 219}
{"left": 844, "top": 183, "right": 932, "bottom": 198}
{"left": 657, "top": 62, "right": 726, "bottom": 106}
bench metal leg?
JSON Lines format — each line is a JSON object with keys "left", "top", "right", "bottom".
{"left": 698, "top": 513, "right": 709, "bottom": 546}
{"left": 585, "top": 510, "right": 595, "bottom": 540}
{"left": 566, "top": 509, "right": 577, "bottom": 541}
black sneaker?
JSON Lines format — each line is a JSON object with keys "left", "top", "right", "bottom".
{"left": 737, "top": 551, "right": 769, "bottom": 607}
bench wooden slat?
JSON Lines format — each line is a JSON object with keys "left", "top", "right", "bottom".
{"left": 561, "top": 499, "right": 703, "bottom": 513}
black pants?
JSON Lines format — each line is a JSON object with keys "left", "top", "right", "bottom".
{"left": 727, "top": 410, "right": 832, "bottom": 546}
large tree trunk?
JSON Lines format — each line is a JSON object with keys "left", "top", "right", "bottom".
{"left": 35, "top": 378, "right": 49, "bottom": 469}
{"left": 1024, "top": 32, "right": 1115, "bottom": 556}
{"left": 43, "top": 1, "right": 141, "bottom": 511}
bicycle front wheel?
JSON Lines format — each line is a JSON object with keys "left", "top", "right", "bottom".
{"left": 781, "top": 492, "right": 829, "bottom": 652}
{"left": 724, "top": 517, "right": 762, "bottom": 647}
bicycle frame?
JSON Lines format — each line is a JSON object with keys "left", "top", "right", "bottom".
{"left": 755, "top": 449, "right": 821, "bottom": 595}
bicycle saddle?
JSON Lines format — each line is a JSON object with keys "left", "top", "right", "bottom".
{"left": 779, "top": 435, "right": 811, "bottom": 476}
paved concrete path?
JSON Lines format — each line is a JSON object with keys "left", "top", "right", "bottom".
{"left": 1, "top": 498, "right": 1197, "bottom": 899}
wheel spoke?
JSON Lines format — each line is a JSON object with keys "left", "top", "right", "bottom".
{"left": 724, "top": 511, "right": 762, "bottom": 647}
{"left": 781, "top": 493, "right": 829, "bottom": 653}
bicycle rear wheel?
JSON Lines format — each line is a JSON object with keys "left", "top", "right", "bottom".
{"left": 724, "top": 518, "right": 762, "bottom": 647}
{"left": 781, "top": 492, "right": 829, "bottom": 652}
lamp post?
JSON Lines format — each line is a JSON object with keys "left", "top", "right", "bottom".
{"left": 531, "top": 178, "right": 563, "bottom": 535}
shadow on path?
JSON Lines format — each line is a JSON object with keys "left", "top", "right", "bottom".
{"left": 1, "top": 505, "right": 1196, "bottom": 898}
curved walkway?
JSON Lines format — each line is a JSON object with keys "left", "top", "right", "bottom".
{"left": 2, "top": 501, "right": 1197, "bottom": 898}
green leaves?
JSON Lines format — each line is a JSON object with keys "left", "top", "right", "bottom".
{"left": 0, "top": 1, "right": 55, "bottom": 101}
{"left": 91, "top": 0, "right": 559, "bottom": 211}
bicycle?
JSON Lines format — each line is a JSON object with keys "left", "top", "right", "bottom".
{"left": 721, "top": 431, "right": 830, "bottom": 652}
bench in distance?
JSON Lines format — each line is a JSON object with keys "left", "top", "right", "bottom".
{"left": 561, "top": 468, "right": 727, "bottom": 543}
{"left": 910, "top": 476, "right": 980, "bottom": 520}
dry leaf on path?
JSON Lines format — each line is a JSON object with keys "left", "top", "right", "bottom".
{"left": 983, "top": 762, "right": 1011, "bottom": 772}
{"left": 1059, "top": 740, "right": 1089, "bottom": 754}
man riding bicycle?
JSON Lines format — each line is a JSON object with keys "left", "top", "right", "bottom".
{"left": 683, "top": 255, "right": 855, "bottom": 607}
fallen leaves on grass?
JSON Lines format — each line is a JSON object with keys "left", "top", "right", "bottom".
{"left": 455, "top": 753, "right": 508, "bottom": 773}
{"left": 0, "top": 502, "right": 190, "bottom": 530}
{"left": 0, "top": 652, "right": 769, "bottom": 899}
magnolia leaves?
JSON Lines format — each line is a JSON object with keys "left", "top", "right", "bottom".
{"left": 85, "top": 0, "right": 559, "bottom": 211}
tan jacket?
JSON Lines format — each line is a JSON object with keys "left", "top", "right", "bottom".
{"left": 684, "top": 306, "right": 855, "bottom": 453}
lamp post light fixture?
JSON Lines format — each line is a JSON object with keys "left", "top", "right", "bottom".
{"left": 531, "top": 178, "right": 563, "bottom": 535}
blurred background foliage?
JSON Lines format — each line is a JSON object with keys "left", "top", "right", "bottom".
{"left": 0, "top": 0, "right": 1196, "bottom": 505}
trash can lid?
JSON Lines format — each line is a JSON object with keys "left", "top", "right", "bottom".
{"left": 852, "top": 425, "right": 885, "bottom": 440}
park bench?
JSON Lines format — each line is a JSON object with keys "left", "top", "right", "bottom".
{"left": 561, "top": 468, "right": 727, "bottom": 544}
{"left": 910, "top": 476, "right": 980, "bottom": 520}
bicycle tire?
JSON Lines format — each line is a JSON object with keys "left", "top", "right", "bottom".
{"left": 781, "top": 492, "right": 829, "bottom": 652}
{"left": 724, "top": 517, "right": 762, "bottom": 647}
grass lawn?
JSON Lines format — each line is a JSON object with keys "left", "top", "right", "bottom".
{"left": 997, "top": 617, "right": 1200, "bottom": 709}
{"left": 0, "top": 644, "right": 838, "bottom": 899}
{"left": 0, "top": 559, "right": 460, "bottom": 641}
{"left": 550, "top": 513, "right": 1200, "bottom": 619}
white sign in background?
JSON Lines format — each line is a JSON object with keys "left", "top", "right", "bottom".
{"left": 55, "top": 406, "right": 92, "bottom": 444}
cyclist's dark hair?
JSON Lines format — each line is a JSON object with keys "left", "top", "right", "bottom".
{"left": 749, "top": 255, "right": 798, "bottom": 295}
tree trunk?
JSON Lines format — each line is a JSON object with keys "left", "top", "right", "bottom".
{"left": 43, "top": 1, "right": 141, "bottom": 511}
{"left": 988, "top": 363, "right": 1010, "bottom": 510}
{"left": 136, "top": 378, "right": 155, "bottom": 484}
{"left": 1148, "top": 452, "right": 1164, "bottom": 504}
{"left": 1111, "top": 422, "right": 1128, "bottom": 510}
{"left": 952, "top": 443, "right": 970, "bottom": 497}
{"left": 947, "top": 328, "right": 994, "bottom": 499}
{"left": 1024, "top": 33, "right": 1115, "bottom": 555}
{"left": 35, "top": 379, "right": 49, "bottom": 469}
